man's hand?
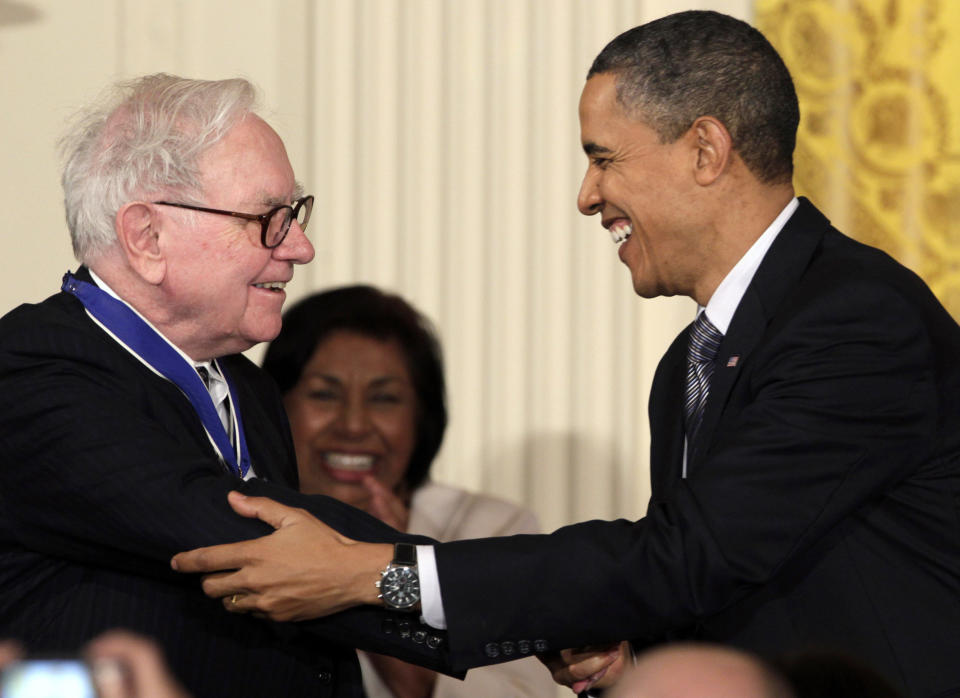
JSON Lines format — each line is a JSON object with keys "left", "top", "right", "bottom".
{"left": 170, "top": 491, "right": 392, "bottom": 621}
{"left": 539, "top": 641, "right": 631, "bottom": 694}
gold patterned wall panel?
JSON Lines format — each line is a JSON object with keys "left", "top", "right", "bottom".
{"left": 756, "top": 0, "right": 960, "bottom": 316}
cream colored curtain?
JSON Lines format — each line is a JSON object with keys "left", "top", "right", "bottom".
{"left": 1, "top": 1, "right": 758, "bottom": 538}
{"left": 756, "top": 0, "right": 960, "bottom": 316}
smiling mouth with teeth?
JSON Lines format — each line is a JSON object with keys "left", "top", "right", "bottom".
{"left": 325, "top": 452, "right": 374, "bottom": 471}
{"left": 609, "top": 221, "right": 633, "bottom": 245}
{"left": 254, "top": 281, "right": 287, "bottom": 292}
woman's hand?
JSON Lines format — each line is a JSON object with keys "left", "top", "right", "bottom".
{"left": 362, "top": 475, "right": 410, "bottom": 531}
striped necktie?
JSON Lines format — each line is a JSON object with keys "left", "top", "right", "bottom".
{"left": 197, "top": 364, "right": 233, "bottom": 443}
{"left": 684, "top": 312, "right": 723, "bottom": 442}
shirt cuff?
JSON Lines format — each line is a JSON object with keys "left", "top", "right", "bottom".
{"left": 416, "top": 544, "right": 447, "bottom": 629}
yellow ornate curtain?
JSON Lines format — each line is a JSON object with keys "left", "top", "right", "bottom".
{"left": 756, "top": 0, "right": 960, "bottom": 317}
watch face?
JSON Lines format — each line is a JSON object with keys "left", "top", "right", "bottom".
{"left": 381, "top": 566, "right": 420, "bottom": 609}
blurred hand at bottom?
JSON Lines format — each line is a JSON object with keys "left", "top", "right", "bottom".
{"left": 0, "top": 640, "right": 23, "bottom": 670}
{"left": 86, "top": 630, "right": 191, "bottom": 698}
{"left": 539, "top": 641, "right": 631, "bottom": 694}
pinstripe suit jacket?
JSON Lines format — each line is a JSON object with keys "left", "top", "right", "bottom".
{"left": 0, "top": 268, "right": 452, "bottom": 697}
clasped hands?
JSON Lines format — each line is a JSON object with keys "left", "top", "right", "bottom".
{"left": 170, "top": 491, "right": 390, "bottom": 621}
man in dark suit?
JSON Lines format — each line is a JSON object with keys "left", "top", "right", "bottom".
{"left": 172, "top": 12, "right": 960, "bottom": 698}
{"left": 0, "top": 74, "right": 453, "bottom": 697}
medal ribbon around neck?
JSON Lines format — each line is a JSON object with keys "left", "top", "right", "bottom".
{"left": 61, "top": 271, "right": 251, "bottom": 477}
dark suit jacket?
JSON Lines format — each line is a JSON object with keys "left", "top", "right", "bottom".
{"left": 434, "top": 199, "right": 960, "bottom": 697}
{"left": 0, "top": 268, "right": 452, "bottom": 697}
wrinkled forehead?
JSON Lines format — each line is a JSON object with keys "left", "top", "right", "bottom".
{"left": 197, "top": 114, "right": 298, "bottom": 206}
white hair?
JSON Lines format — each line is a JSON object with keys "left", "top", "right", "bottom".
{"left": 59, "top": 73, "right": 259, "bottom": 262}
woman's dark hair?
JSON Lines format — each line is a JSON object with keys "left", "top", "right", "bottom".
{"left": 262, "top": 285, "right": 447, "bottom": 491}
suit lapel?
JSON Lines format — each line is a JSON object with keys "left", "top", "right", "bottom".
{"left": 687, "top": 198, "right": 833, "bottom": 472}
{"left": 649, "top": 327, "right": 690, "bottom": 497}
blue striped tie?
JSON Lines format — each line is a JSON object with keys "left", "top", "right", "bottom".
{"left": 684, "top": 312, "right": 723, "bottom": 441}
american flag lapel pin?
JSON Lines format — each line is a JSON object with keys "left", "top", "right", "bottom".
{"left": 726, "top": 355, "right": 740, "bottom": 368}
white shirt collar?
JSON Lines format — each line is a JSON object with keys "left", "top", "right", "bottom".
{"left": 700, "top": 197, "right": 799, "bottom": 332}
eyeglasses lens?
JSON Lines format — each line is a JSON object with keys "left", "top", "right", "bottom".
{"left": 295, "top": 197, "right": 313, "bottom": 230}
{"left": 265, "top": 208, "right": 292, "bottom": 248}
{"left": 265, "top": 198, "right": 313, "bottom": 248}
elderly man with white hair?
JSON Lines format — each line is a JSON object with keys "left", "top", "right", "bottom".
{"left": 0, "top": 74, "right": 453, "bottom": 698}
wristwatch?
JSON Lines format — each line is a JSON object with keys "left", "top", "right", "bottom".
{"left": 376, "top": 542, "right": 421, "bottom": 611}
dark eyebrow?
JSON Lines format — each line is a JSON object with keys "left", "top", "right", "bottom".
{"left": 583, "top": 142, "right": 613, "bottom": 157}
{"left": 369, "top": 376, "right": 406, "bottom": 389}
{"left": 309, "top": 374, "right": 406, "bottom": 388}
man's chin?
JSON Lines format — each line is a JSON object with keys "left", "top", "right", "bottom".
{"left": 630, "top": 278, "right": 670, "bottom": 300}
{"left": 236, "top": 321, "right": 283, "bottom": 353}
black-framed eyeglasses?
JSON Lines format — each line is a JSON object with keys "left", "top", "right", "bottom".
{"left": 153, "top": 196, "right": 314, "bottom": 249}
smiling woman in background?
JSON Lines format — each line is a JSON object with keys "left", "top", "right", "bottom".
{"left": 262, "top": 284, "right": 554, "bottom": 698}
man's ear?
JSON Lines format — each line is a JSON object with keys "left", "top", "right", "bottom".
{"left": 115, "top": 202, "right": 166, "bottom": 285}
{"left": 690, "top": 116, "right": 732, "bottom": 186}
